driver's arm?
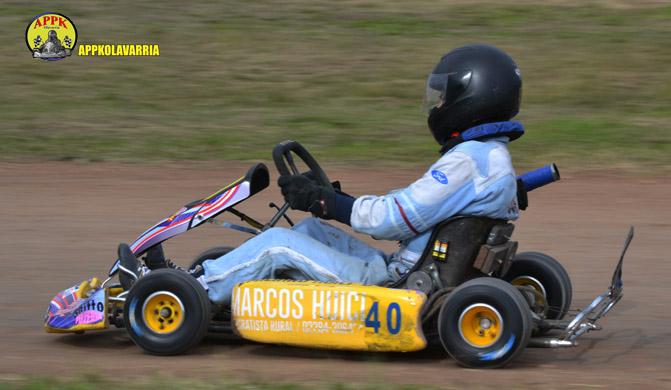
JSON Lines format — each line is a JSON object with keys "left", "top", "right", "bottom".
{"left": 349, "top": 152, "right": 476, "bottom": 240}
{"left": 278, "top": 151, "right": 476, "bottom": 237}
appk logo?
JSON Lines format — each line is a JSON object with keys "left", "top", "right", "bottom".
{"left": 25, "top": 12, "right": 160, "bottom": 61}
{"left": 25, "top": 13, "right": 77, "bottom": 61}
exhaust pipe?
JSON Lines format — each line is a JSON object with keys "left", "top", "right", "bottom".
{"left": 528, "top": 338, "right": 576, "bottom": 348}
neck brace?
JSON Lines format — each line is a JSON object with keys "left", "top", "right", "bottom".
{"left": 440, "top": 121, "right": 525, "bottom": 155}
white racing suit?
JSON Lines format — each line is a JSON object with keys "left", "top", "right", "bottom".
{"left": 203, "top": 133, "right": 520, "bottom": 305}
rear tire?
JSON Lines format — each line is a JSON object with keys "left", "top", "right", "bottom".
{"left": 124, "top": 269, "right": 210, "bottom": 355}
{"left": 503, "top": 252, "right": 572, "bottom": 321}
{"left": 438, "top": 277, "right": 532, "bottom": 368}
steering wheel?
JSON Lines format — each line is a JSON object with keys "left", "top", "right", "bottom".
{"left": 272, "top": 140, "right": 333, "bottom": 191}
{"left": 264, "top": 141, "right": 333, "bottom": 228}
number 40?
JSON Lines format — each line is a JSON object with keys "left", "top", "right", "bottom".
{"left": 365, "top": 301, "right": 401, "bottom": 334}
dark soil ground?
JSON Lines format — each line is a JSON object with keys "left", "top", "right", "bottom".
{"left": 1, "top": 162, "right": 669, "bottom": 388}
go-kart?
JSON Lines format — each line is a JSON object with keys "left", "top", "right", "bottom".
{"left": 44, "top": 140, "right": 633, "bottom": 368}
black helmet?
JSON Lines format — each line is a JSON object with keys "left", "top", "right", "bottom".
{"left": 425, "top": 44, "right": 522, "bottom": 145}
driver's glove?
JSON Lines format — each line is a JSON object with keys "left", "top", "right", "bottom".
{"left": 301, "top": 171, "right": 343, "bottom": 192}
{"left": 278, "top": 175, "right": 354, "bottom": 225}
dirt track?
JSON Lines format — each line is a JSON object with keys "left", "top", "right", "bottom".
{"left": 1, "top": 162, "right": 669, "bottom": 388}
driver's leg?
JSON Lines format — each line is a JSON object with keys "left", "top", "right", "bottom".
{"left": 291, "top": 217, "right": 387, "bottom": 263}
{"left": 202, "top": 227, "right": 389, "bottom": 305}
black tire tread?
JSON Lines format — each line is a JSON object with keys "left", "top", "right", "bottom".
{"left": 190, "top": 246, "right": 235, "bottom": 271}
{"left": 504, "top": 251, "right": 572, "bottom": 320}
{"left": 124, "top": 269, "right": 210, "bottom": 355}
{"left": 438, "top": 277, "right": 532, "bottom": 368}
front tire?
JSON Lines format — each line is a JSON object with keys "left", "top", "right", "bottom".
{"left": 438, "top": 277, "right": 532, "bottom": 368}
{"left": 124, "top": 269, "right": 210, "bottom": 355}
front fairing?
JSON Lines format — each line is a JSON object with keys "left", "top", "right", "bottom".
{"left": 128, "top": 163, "right": 269, "bottom": 257}
{"left": 44, "top": 279, "right": 108, "bottom": 333}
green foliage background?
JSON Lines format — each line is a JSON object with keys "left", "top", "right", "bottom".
{"left": 1, "top": 1, "right": 669, "bottom": 170}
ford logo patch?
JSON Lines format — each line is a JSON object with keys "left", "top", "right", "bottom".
{"left": 431, "top": 170, "right": 448, "bottom": 185}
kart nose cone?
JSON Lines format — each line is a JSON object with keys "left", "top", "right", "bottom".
{"left": 44, "top": 280, "right": 108, "bottom": 333}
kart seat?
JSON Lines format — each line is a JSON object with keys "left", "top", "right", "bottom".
{"left": 392, "top": 216, "right": 518, "bottom": 294}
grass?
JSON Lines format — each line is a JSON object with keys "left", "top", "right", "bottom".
{"left": 0, "top": 376, "right": 436, "bottom": 390}
{"left": 0, "top": 1, "right": 669, "bottom": 171}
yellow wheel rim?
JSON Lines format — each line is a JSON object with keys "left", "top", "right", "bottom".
{"left": 458, "top": 303, "right": 503, "bottom": 348}
{"left": 511, "top": 276, "right": 547, "bottom": 307}
{"left": 141, "top": 291, "right": 184, "bottom": 334}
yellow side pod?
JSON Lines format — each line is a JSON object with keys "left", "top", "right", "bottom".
{"left": 232, "top": 280, "right": 427, "bottom": 352}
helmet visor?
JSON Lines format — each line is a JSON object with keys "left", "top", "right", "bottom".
{"left": 424, "top": 73, "right": 448, "bottom": 113}
{"left": 423, "top": 70, "right": 472, "bottom": 114}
